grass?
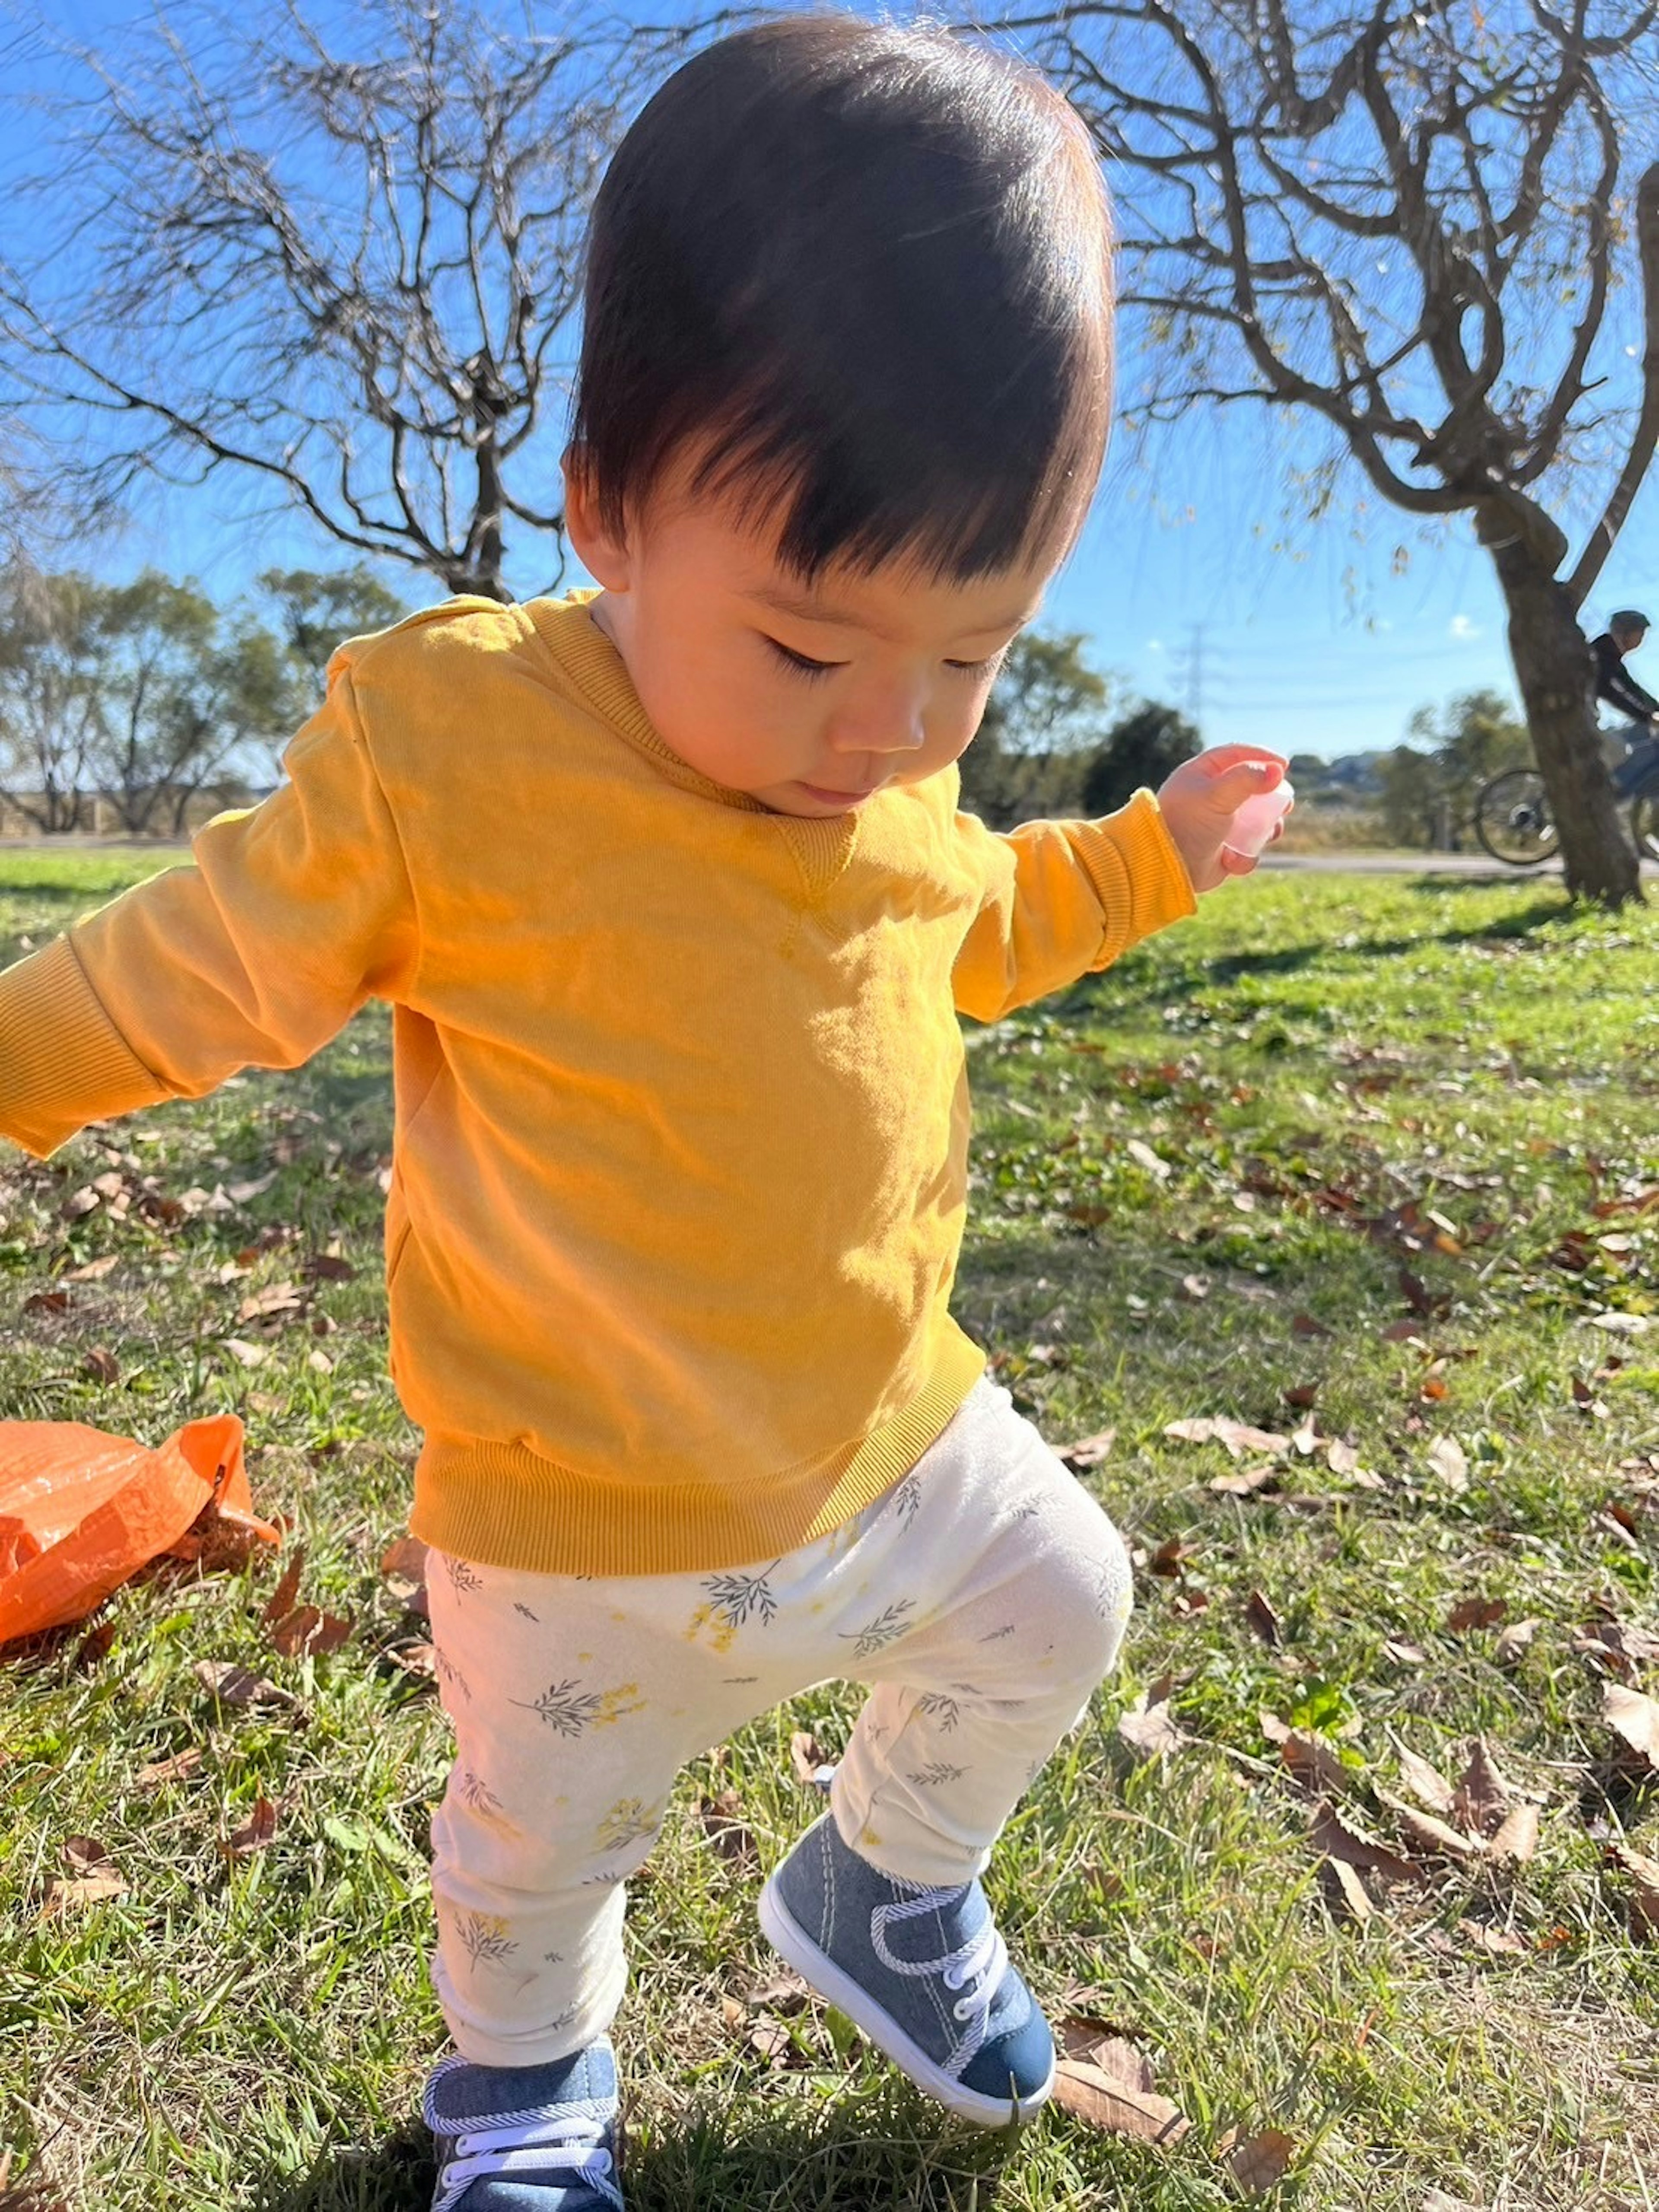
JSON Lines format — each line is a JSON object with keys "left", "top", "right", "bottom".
{"left": 2, "top": 847, "right": 1657, "bottom": 2212}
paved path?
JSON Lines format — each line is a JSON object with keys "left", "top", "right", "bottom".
{"left": 1264, "top": 850, "right": 1659, "bottom": 880}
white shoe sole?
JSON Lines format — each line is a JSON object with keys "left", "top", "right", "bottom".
{"left": 757, "top": 1873, "right": 1055, "bottom": 2129}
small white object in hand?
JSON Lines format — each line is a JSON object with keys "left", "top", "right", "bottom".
{"left": 1224, "top": 778, "right": 1294, "bottom": 859}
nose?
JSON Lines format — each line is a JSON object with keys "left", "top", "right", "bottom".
{"left": 825, "top": 676, "right": 929, "bottom": 759}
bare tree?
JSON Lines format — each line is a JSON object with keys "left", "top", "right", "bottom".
{"left": 1006, "top": 0, "right": 1659, "bottom": 904}
{"left": 0, "top": 2, "right": 704, "bottom": 604}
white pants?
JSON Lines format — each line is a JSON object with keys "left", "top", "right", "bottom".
{"left": 424, "top": 1378, "right": 1132, "bottom": 2067}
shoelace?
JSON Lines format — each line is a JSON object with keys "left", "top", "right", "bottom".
{"left": 434, "top": 2113, "right": 621, "bottom": 2212}
{"left": 870, "top": 1882, "right": 1011, "bottom": 2076}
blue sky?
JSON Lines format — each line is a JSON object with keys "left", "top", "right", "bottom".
{"left": 6, "top": 0, "right": 1657, "bottom": 760}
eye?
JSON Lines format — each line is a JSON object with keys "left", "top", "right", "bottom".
{"left": 945, "top": 651, "right": 1006, "bottom": 679}
{"left": 765, "top": 637, "right": 845, "bottom": 678}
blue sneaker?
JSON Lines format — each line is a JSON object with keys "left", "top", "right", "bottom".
{"left": 424, "top": 2043, "right": 624, "bottom": 2211}
{"left": 758, "top": 1813, "right": 1055, "bottom": 2127}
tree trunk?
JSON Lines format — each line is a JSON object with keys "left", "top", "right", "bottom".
{"left": 1482, "top": 530, "right": 1640, "bottom": 907}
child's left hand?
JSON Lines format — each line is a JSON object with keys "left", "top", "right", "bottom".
{"left": 1157, "top": 747, "right": 1291, "bottom": 894}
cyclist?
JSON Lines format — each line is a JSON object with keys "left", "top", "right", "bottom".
{"left": 1592, "top": 609, "right": 1659, "bottom": 794}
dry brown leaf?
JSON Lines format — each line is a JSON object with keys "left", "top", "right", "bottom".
{"left": 135, "top": 1747, "right": 204, "bottom": 1787}
{"left": 223, "top": 1796, "right": 279, "bottom": 1856}
{"left": 269, "top": 1605, "right": 353, "bottom": 1658}
{"left": 1209, "top": 1464, "right": 1280, "bottom": 1498}
{"left": 1494, "top": 1618, "right": 1541, "bottom": 1667}
{"left": 1050, "top": 2056, "right": 1189, "bottom": 2146}
{"left": 1318, "top": 1857, "right": 1374, "bottom": 1924}
{"left": 1261, "top": 1714, "right": 1351, "bottom": 1797}
{"left": 1452, "top": 1739, "right": 1516, "bottom": 1836}
{"left": 1457, "top": 1917, "right": 1527, "bottom": 1957}
{"left": 1058, "top": 1429, "right": 1117, "bottom": 1470}
{"left": 1117, "top": 1678, "right": 1187, "bottom": 1760}
{"left": 1164, "top": 1417, "right": 1289, "bottom": 1459}
{"left": 1395, "top": 1745, "right": 1457, "bottom": 1815}
{"left": 63, "top": 1253, "right": 121, "bottom": 1282}
{"left": 1426, "top": 1435, "right": 1468, "bottom": 1489}
{"left": 382, "top": 1639, "right": 438, "bottom": 1681}
{"left": 191, "top": 1658, "right": 299, "bottom": 1711}
{"left": 699, "top": 1790, "right": 759, "bottom": 1868}
{"left": 304, "top": 1252, "right": 357, "bottom": 1283}
{"left": 1291, "top": 1312, "right": 1332, "bottom": 1338}
{"left": 261, "top": 1548, "right": 306, "bottom": 1627}
{"left": 1607, "top": 1840, "right": 1659, "bottom": 1940}
{"left": 82, "top": 1347, "right": 121, "bottom": 1384}
{"left": 788, "top": 1729, "right": 837, "bottom": 1789}
{"left": 1384, "top": 1638, "right": 1429, "bottom": 1667}
{"left": 1244, "top": 1590, "right": 1282, "bottom": 1646}
{"left": 1446, "top": 1595, "right": 1506, "bottom": 1634}
{"left": 1058, "top": 2015, "right": 1146, "bottom": 2069}
{"left": 1378, "top": 1791, "right": 1485, "bottom": 1860}
{"left": 1421, "top": 2191, "right": 1486, "bottom": 2212}
{"left": 1220, "top": 2127, "right": 1297, "bottom": 2194}
{"left": 222, "top": 1337, "right": 270, "bottom": 1368}
{"left": 1605, "top": 1684, "right": 1659, "bottom": 1770}
{"left": 1309, "top": 1802, "right": 1425, "bottom": 1886}
{"left": 381, "top": 1534, "right": 431, "bottom": 1616}
{"left": 42, "top": 1836, "right": 127, "bottom": 1916}
{"left": 1488, "top": 1804, "right": 1540, "bottom": 1864}
{"left": 1576, "top": 1619, "right": 1659, "bottom": 1676}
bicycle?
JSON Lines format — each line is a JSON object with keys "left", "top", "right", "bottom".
{"left": 1472, "top": 725, "right": 1659, "bottom": 866}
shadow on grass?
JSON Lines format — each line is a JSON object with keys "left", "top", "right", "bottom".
{"left": 1090, "top": 888, "right": 1573, "bottom": 1010}
{"left": 252, "top": 2088, "right": 1018, "bottom": 2212}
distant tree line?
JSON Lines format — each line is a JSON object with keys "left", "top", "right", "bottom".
{"left": 957, "top": 629, "right": 1201, "bottom": 828}
{"left": 0, "top": 563, "right": 404, "bottom": 835}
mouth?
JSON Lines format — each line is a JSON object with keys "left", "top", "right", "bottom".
{"left": 797, "top": 781, "right": 880, "bottom": 807}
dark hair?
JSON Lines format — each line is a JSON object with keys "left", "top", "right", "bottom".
{"left": 1611, "top": 610, "right": 1651, "bottom": 633}
{"left": 568, "top": 15, "right": 1113, "bottom": 581}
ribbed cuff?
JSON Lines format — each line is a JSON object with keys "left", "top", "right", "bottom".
{"left": 0, "top": 934, "right": 172, "bottom": 1157}
{"left": 1067, "top": 789, "right": 1198, "bottom": 969}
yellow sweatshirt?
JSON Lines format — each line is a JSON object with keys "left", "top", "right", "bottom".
{"left": 0, "top": 595, "right": 1195, "bottom": 1574}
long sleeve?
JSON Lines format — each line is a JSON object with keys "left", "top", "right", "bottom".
{"left": 950, "top": 787, "right": 1195, "bottom": 1024}
{"left": 0, "top": 662, "right": 419, "bottom": 1159}
{"left": 1593, "top": 637, "right": 1659, "bottom": 720}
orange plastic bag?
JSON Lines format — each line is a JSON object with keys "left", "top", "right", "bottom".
{"left": 0, "top": 1414, "right": 279, "bottom": 1644}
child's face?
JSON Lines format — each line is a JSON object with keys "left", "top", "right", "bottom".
{"left": 568, "top": 468, "right": 1053, "bottom": 817}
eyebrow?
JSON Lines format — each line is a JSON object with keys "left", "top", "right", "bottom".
{"left": 748, "top": 583, "right": 1037, "bottom": 640}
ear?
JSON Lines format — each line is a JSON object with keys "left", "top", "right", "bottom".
{"left": 562, "top": 446, "right": 632, "bottom": 591}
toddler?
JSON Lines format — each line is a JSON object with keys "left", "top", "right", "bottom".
{"left": 0, "top": 17, "right": 1286, "bottom": 2207}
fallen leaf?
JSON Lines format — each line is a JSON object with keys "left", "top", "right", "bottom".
{"left": 1494, "top": 1618, "right": 1540, "bottom": 1667}
{"left": 41, "top": 1835, "right": 127, "bottom": 1916}
{"left": 789, "top": 1729, "right": 838, "bottom": 1789}
{"left": 1126, "top": 1139, "right": 1172, "bottom": 1182}
{"left": 261, "top": 1548, "right": 306, "bottom": 1627}
{"left": 1163, "top": 1417, "right": 1288, "bottom": 1458}
{"left": 304, "top": 1253, "right": 357, "bottom": 1283}
{"left": 1395, "top": 1746, "right": 1456, "bottom": 1816}
{"left": 83, "top": 1347, "right": 121, "bottom": 1384}
{"left": 1384, "top": 1638, "right": 1428, "bottom": 1666}
{"left": 1209, "top": 1463, "right": 1280, "bottom": 1498}
{"left": 1292, "top": 1312, "right": 1332, "bottom": 1338}
{"left": 222, "top": 1337, "right": 270, "bottom": 1368}
{"left": 1452, "top": 1739, "right": 1516, "bottom": 1837}
{"left": 382, "top": 1639, "right": 437, "bottom": 1681}
{"left": 1318, "top": 1858, "right": 1374, "bottom": 1924}
{"left": 223, "top": 1796, "right": 279, "bottom": 1856}
{"left": 381, "top": 1534, "right": 431, "bottom": 1616}
{"left": 1050, "top": 2053, "right": 1189, "bottom": 2146}
{"left": 1117, "top": 1677, "right": 1187, "bottom": 1760}
{"left": 129, "top": 1739, "right": 205, "bottom": 1787}
{"left": 1426, "top": 1435, "right": 1468, "bottom": 1488}
{"left": 1261, "top": 1713, "right": 1350, "bottom": 1796}
{"left": 1584, "top": 1310, "right": 1653, "bottom": 1336}
{"left": 1446, "top": 1596, "right": 1506, "bottom": 1634}
{"left": 1378, "top": 1791, "right": 1484, "bottom": 1860}
{"left": 699, "top": 1790, "right": 759, "bottom": 1868}
{"left": 1605, "top": 1684, "right": 1659, "bottom": 1771}
{"left": 1575, "top": 1619, "right": 1659, "bottom": 1676}
{"left": 1309, "top": 1802, "right": 1424, "bottom": 1886}
{"left": 1607, "top": 1840, "right": 1659, "bottom": 1939}
{"left": 1457, "top": 1917, "right": 1527, "bottom": 1957}
{"left": 1489, "top": 1803, "right": 1540, "bottom": 1864}
{"left": 63, "top": 1254, "right": 120, "bottom": 1282}
{"left": 1057, "top": 1429, "right": 1117, "bottom": 1471}
{"left": 21, "top": 1289, "right": 72, "bottom": 1317}
{"left": 1245, "top": 1590, "right": 1282, "bottom": 1645}
{"left": 1180, "top": 1273, "right": 1211, "bottom": 1302}
{"left": 1220, "top": 2127, "right": 1296, "bottom": 2194}
{"left": 191, "top": 1658, "right": 298, "bottom": 1711}
{"left": 269, "top": 1605, "right": 353, "bottom": 1658}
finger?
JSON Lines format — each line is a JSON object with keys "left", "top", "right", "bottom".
{"left": 1205, "top": 760, "right": 1284, "bottom": 813}
{"left": 1195, "top": 745, "right": 1288, "bottom": 780}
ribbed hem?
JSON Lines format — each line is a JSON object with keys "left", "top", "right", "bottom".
{"left": 1068, "top": 790, "right": 1198, "bottom": 970}
{"left": 409, "top": 1326, "right": 988, "bottom": 1577}
{"left": 0, "top": 934, "right": 172, "bottom": 1158}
